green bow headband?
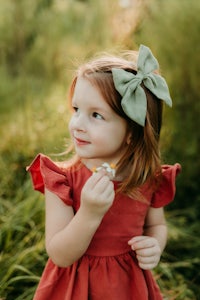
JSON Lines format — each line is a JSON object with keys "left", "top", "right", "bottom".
{"left": 112, "top": 45, "right": 172, "bottom": 126}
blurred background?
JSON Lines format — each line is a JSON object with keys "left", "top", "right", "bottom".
{"left": 0, "top": 0, "right": 199, "bottom": 299}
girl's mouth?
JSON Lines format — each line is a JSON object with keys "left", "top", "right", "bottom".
{"left": 74, "top": 137, "right": 90, "bottom": 146}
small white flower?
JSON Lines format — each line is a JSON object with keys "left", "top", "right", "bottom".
{"left": 95, "top": 162, "right": 116, "bottom": 178}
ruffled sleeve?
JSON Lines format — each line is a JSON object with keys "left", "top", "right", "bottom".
{"left": 151, "top": 163, "right": 181, "bottom": 208}
{"left": 26, "top": 153, "right": 73, "bottom": 206}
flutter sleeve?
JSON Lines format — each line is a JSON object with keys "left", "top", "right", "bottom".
{"left": 26, "top": 153, "right": 73, "bottom": 206}
{"left": 151, "top": 163, "right": 181, "bottom": 208}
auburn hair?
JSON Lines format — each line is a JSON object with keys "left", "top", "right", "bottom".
{"left": 68, "top": 52, "right": 163, "bottom": 197}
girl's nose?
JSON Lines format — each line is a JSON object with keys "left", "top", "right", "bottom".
{"left": 69, "top": 113, "right": 86, "bottom": 132}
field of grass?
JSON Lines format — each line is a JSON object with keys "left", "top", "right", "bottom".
{"left": 0, "top": 0, "right": 200, "bottom": 299}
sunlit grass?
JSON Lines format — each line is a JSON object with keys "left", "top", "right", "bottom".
{"left": 0, "top": 0, "right": 199, "bottom": 299}
{"left": 0, "top": 179, "right": 46, "bottom": 299}
{"left": 0, "top": 83, "right": 70, "bottom": 299}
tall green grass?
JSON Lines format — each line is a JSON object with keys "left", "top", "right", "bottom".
{"left": 0, "top": 185, "right": 45, "bottom": 300}
{"left": 0, "top": 88, "right": 69, "bottom": 299}
{"left": 0, "top": 0, "right": 199, "bottom": 299}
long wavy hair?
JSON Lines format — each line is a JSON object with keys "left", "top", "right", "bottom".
{"left": 68, "top": 52, "right": 163, "bottom": 197}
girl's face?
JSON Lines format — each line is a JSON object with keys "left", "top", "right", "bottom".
{"left": 68, "top": 76, "right": 129, "bottom": 168}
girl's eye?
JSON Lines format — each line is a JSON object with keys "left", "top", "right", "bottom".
{"left": 72, "top": 106, "right": 79, "bottom": 113}
{"left": 92, "top": 112, "right": 104, "bottom": 120}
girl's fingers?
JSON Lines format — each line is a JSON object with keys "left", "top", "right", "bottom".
{"left": 136, "top": 252, "right": 161, "bottom": 270}
{"left": 128, "top": 236, "right": 155, "bottom": 250}
{"left": 81, "top": 172, "right": 115, "bottom": 213}
{"left": 135, "top": 246, "right": 159, "bottom": 258}
{"left": 136, "top": 255, "right": 156, "bottom": 264}
{"left": 128, "top": 236, "right": 147, "bottom": 243}
{"left": 128, "top": 236, "right": 161, "bottom": 258}
{"left": 87, "top": 171, "right": 107, "bottom": 188}
{"left": 138, "top": 262, "right": 158, "bottom": 270}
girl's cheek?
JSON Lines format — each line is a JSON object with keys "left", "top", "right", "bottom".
{"left": 68, "top": 118, "right": 74, "bottom": 135}
{"left": 68, "top": 114, "right": 76, "bottom": 128}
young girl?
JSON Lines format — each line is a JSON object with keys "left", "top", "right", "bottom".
{"left": 27, "top": 45, "right": 181, "bottom": 300}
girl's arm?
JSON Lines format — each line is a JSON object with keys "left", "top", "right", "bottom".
{"left": 128, "top": 207, "right": 167, "bottom": 270}
{"left": 45, "top": 171, "right": 115, "bottom": 267}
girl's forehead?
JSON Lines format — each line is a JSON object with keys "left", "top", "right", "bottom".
{"left": 73, "top": 77, "right": 107, "bottom": 105}
{"left": 73, "top": 76, "right": 100, "bottom": 97}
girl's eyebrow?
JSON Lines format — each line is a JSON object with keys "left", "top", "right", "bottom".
{"left": 71, "top": 98, "right": 112, "bottom": 116}
{"left": 90, "top": 106, "right": 107, "bottom": 112}
{"left": 89, "top": 106, "right": 111, "bottom": 117}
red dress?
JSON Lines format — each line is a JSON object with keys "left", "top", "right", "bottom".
{"left": 27, "top": 154, "right": 181, "bottom": 300}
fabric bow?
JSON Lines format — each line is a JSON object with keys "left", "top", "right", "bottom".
{"left": 112, "top": 45, "right": 172, "bottom": 126}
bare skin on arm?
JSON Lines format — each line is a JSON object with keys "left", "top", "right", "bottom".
{"left": 45, "top": 170, "right": 115, "bottom": 267}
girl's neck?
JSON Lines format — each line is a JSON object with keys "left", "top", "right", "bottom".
{"left": 81, "top": 158, "right": 110, "bottom": 170}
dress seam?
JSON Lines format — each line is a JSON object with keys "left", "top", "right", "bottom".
{"left": 84, "top": 250, "right": 133, "bottom": 258}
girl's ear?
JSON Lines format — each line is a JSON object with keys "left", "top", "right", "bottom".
{"left": 126, "top": 132, "right": 132, "bottom": 145}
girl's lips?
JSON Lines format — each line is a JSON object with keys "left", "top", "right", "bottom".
{"left": 74, "top": 137, "right": 90, "bottom": 146}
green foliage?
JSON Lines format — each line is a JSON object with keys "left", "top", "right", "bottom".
{"left": 0, "top": 0, "right": 199, "bottom": 299}
{"left": 133, "top": 0, "right": 200, "bottom": 298}
{"left": 0, "top": 185, "right": 46, "bottom": 300}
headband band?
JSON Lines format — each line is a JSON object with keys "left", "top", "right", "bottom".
{"left": 112, "top": 45, "right": 172, "bottom": 126}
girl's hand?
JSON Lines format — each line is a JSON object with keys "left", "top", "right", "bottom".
{"left": 80, "top": 171, "right": 115, "bottom": 218}
{"left": 128, "top": 236, "right": 161, "bottom": 270}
